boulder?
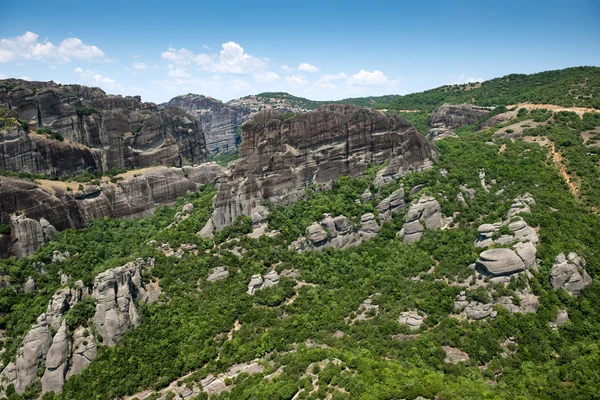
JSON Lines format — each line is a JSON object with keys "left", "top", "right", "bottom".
{"left": 247, "top": 274, "right": 264, "bottom": 295}
{"left": 398, "top": 311, "right": 425, "bottom": 330}
{"left": 399, "top": 195, "right": 444, "bottom": 244}
{"left": 207, "top": 267, "right": 229, "bottom": 282}
{"left": 550, "top": 253, "right": 592, "bottom": 295}
{"left": 376, "top": 187, "right": 406, "bottom": 221}
{"left": 476, "top": 248, "right": 526, "bottom": 276}
{"left": 23, "top": 276, "right": 36, "bottom": 293}
{"left": 443, "top": 346, "right": 470, "bottom": 364}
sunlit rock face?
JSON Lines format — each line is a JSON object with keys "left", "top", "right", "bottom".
{"left": 209, "top": 105, "right": 438, "bottom": 230}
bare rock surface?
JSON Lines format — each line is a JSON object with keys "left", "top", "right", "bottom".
{"left": 208, "top": 105, "right": 438, "bottom": 230}
{"left": 398, "top": 195, "right": 445, "bottom": 244}
{"left": 550, "top": 253, "right": 592, "bottom": 295}
{"left": 428, "top": 104, "right": 490, "bottom": 141}
{"left": 247, "top": 271, "right": 279, "bottom": 295}
{"left": 0, "top": 163, "right": 224, "bottom": 258}
{"left": 0, "top": 79, "right": 207, "bottom": 176}
{"left": 443, "top": 346, "right": 470, "bottom": 364}
{"left": 476, "top": 248, "right": 526, "bottom": 276}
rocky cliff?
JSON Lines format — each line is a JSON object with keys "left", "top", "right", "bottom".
{"left": 206, "top": 105, "right": 438, "bottom": 231}
{"left": 0, "top": 79, "right": 207, "bottom": 176}
{"left": 0, "top": 259, "right": 155, "bottom": 395}
{"left": 167, "top": 94, "right": 250, "bottom": 156}
{"left": 0, "top": 163, "right": 224, "bottom": 258}
{"left": 428, "top": 104, "right": 490, "bottom": 140}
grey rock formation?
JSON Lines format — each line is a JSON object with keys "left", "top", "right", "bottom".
{"left": 1, "top": 163, "right": 224, "bottom": 258}
{"left": 291, "top": 213, "right": 381, "bottom": 252}
{"left": 398, "top": 311, "right": 425, "bottom": 330}
{"left": 247, "top": 271, "right": 280, "bottom": 295}
{"left": 476, "top": 248, "right": 526, "bottom": 276}
{"left": 23, "top": 276, "right": 36, "bottom": 293}
{"left": 361, "top": 189, "right": 373, "bottom": 203}
{"left": 443, "top": 346, "right": 470, "bottom": 364}
{"left": 550, "top": 253, "right": 592, "bottom": 295}
{"left": 398, "top": 195, "right": 444, "bottom": 244}
{"left": 3, "top": 314, "right": 53, "bottom": 394}
{"left": 41, "top": 322, "right": 70, "bottom": 393}
{"left": 0, "top": 79, "right": 207, "bottom": 176}
{"left": 428, "top": 104, "right": 490, "bottom": 141}
{"left": 376, "top": 187, "right": 406, "bottom": 221}
{"left": 167, "top": 94, "right": 250, "bottom": 155}
{"left": 92, "top": 263, "right": 146, "bottom": 346}
{"left": 474, "top": 224, "right": 497, "bottom": 248}
{"left": 208, "top": 105, "right": 438, "bottom": 230}
{"left": 67, "top": 326, "right": 97, "bottom": 379}
{"left": 551, "top": 309, "right": 569, "bottom": 330}
{"left": 506, "top": 193, "right": 536, "bottom": 219}
{"left": 207, "top": 267, "right": 229, "bottom": 282}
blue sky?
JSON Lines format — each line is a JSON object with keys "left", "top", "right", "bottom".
{"left": 1, "top": 0, "right": 599, "bottom": 103}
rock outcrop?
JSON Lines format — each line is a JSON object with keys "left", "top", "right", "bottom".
{"left": 476, "top": 248, "right": 527, "bottom": 276}
{"left": 167, "top": 94, "right": 250, "bottom": 155}
{"left": 0, "top": 79, "right": 207, "bottom": 176}
{"left": 0, "top": 259, "right": 155, "bottom": 394}
{"left": 247, "top": 271, "right": 279, "bottom": 295}
{"left": 398, "top": 195, "right": 445, "bottom": 244}
{"left": 376, "top": 187, "right": 406, "bottom": 221}
{"left": 290, "top": 213, "right": 381, "bottom": 252}
{"left": 0, "top": 163, "right": 224, "bottom": 258}
{"left": 428, "top": 104, "right": 490, "bottom": 141}
{"left": 550, "top": 253, "right": 592, "bottom": 295}
{"left": 207, "top": 105, "right": 438, "bottom": 230}
{"left": 398, "top": 311, "right": 426, "bottom": 330}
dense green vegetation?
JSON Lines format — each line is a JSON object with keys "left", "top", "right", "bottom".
{"left": 2, "top": 67, "right": 600, "bottom": 399}
{"left": 2, "top": 107, "right": 600, "bottom": 399}
{"left": 382, "top": 66, "right": 600, "bottom": 112}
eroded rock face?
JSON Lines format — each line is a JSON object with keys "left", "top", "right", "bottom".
{"left": 0, "top": 259, "right": 155, "bottom": 395}
{"left": 0, "top": 163, "right": 224, "bottom": 258}
{"left": 290, "top": 213, "right": 381, "bottom": 252}
{"left": 247, "top": 271, "right": 279, "bottom": 295}
{"left": 376, "top": 187, "right": 406, "bottom": 221}
{"left": 398, "top": 311, "right": 426, "bottom": 330}
{"left": 209, "top": 105, "right": 438, "bottom": 230}
{"left": 207, "top": 267, "right": 229, "bottom": 282}
{"left": 92, "top": 263, "right": 149, "bottom": 346}
{"left": 167, "top": 94, "right": 250, "bottom": 156}
{"left": 428, "top": 104, "right": 490, "bottom": 141}
{"left": 550, "top": 253, "right": 592, "bottom": 295}
{"left": 3, "top": 314, "right": 53, "bottom": 394}
{"left": 476, "top": 248, "right": 526, "bottom": 276}
{"left": 0, "top": 79, "right": 207, "bottom": 176}
{"left": 398, "top": 195, "right": 445, "bottom": 244}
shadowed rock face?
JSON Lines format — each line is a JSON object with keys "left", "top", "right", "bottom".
{"left": 0, "top": 79, "right": 207, "bottom": 176}
{"left": 0, "top": 163, "right": 224, "bottom": 258}
{"left": 167, "top": 94, "right": 250, "bottom": 156}
{"left": 210, "top": 105, "right": 438, "bottom": 229}
{"left": 428, "top": 104, "right": 490, "bottom": 140}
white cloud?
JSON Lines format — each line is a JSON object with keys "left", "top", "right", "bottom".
{"left": 450, "top": 74, "right": 484, "bottom": 84}
{"left": 347, "top": 69, "right": 398, "bottom": 87}
{"left": 281, "top": 65, "right": 294, "bottom": 72}
{"left": 254, "top": 71, "right": 280, "bottom": 83}
{"left": 161, "top": 41, "right": 265, "bottom": 74}
{"left": 168, "top": 66, "right": 191, "bottom": 78}
{"left": 20, "top": 76, "right": 30, "bottom": 80}
{"left": 73, "top": 67, "right": 121, "bottom": 91}
{"left": 285, "top": 74, "right": 308, "bottom": 86}
{"left": 314, "top": 73, "right": 348, "bottom": 89}
{"left": 0, "top": 31, "right": 107, "bottom": 64}
{"left": 132, "top": 62, "right": 147, "bottom": 70}
{"left": 298, "top": 62, "right": 319, "bottom": 73}
{"left": 202, "top": 44, "right": 211, "bottom": 50}
{"left": 231, "top": 79, "right": 252, "bottom": 92}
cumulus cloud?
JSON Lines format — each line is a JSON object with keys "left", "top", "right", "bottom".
{"left": 298, "top": 63, "right": 319, "bottom": 73}
{"left": 347, "top": 69, "right": 398, "bottom": 87}
{"left": 202, "top": 44, "right": 211, "bottom": 50}
{"left": 0, "top": 31, "right": 107, "bottom": 64}
{"left": 450, "top": 74, "right": 484, "bottom": 84}
{"left": 254, "top": 71, "right": 280, "bottom": 83}
{"left": 285, "top": 74, "right": 308, "bottom": 86}
{"left": 161, "top": 41, "right": 266, "bottom": 74}
{"left": 73, "top": 67, "right": 121, "bottom": 91}
{"left": 132, "top": 62, "right": 147, "bottom": 70}
{"left": 280, "top": 65, "right": 294, "bottom": 72}
{"left": 167, "top": 64, "right": 191, "bottom": 78}
{"left": 314, "top": 73, "right": 348, "bottom": 89}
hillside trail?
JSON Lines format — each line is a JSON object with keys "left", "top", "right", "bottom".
{"left": 508, "top": 103, "right": 600, "bottom": 116}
